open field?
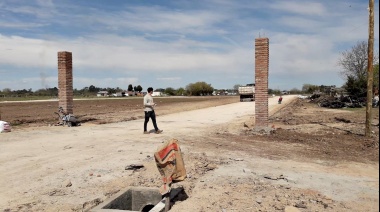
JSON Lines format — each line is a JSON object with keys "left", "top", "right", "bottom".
{"left": 0, "top": 95, "right": 379, "bottom": 211}
{"left": 0, "top": 96, "right": 238, "bottom": 128}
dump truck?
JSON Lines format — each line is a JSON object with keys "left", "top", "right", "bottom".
{"left": 238, "top": 83, "right": 255, "bottom": 101}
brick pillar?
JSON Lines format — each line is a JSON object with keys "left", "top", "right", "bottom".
{"left": 58, "top": 51, "right": 73, "bottom": 114}
{"left": 255, "top": 38, "right": 269, "bottom": 129}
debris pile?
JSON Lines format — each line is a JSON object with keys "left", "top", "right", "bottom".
{"left": 54, "top": 107, "right": 81, "bottom": 127}
{"left": 0, "top": 120, "right": 11, "bottom": 133}
{"left": 308, "top": 94, "right": 366, "bottom": 108}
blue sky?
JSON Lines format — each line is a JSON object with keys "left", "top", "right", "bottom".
{"left": 0, "top": 0, "right": 379, "bottom": 91}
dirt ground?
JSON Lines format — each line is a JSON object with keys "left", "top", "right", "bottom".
{"left": 0, "top": 96, "right": 238, "bottom": 127}
{"left": 0, "top": 95, "right": 379, "bottom": 212}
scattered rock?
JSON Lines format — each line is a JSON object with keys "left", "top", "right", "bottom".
{"left": 63, "top": 180, "right": 72, "bottom": 187}
{"left": 243, "top": 168, "right": 251, "bottom": 173}
{"left": 125, "top": 164, "right": 145, "bottom": 170}
{"left": 230, "top": 158, "right": 244, "bottom": 161}
{"left": 82, "top": 198, "right": 102, "bottom": 211}
{"left": 295, "top": 201, "right": 307, "bottom": 209}
{"left": 256, "top": 198, "right": 262, "bottom": 204}
{"left": 63, "top": 145, "right": 72, "bottom": 150}
{"left": 47, "top": 189, "right": 66, "bottom": 196}
{"left": 205, "top": 163, "right": 217, "bottom": 170}
{"left": 274, "top": 203, "right": 285, "bottom": 210}
{"left": 263, "top": 174, "right": 287, "bottom": 181}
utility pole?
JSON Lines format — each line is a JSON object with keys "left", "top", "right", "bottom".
{"left": 365, "top": 0, "right": 374, "bottom": 137}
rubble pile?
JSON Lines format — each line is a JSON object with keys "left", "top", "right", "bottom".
{"left": 308, "top": 94, "right": 365, "bottom": 109}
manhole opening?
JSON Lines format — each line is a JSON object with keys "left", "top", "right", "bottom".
{"left": 140, "top": 204, "right": 155, "bottom": 212}
{"left": 91, "top": 186, "right": 188, "bottom": 212}
{"left": 99, "top": 187, "right": 162, "bottom": 211}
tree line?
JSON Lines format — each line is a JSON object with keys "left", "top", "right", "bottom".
{"left": 0, "top": 82, "right": 215, "bottom": 97}
{"left": 1, "top": 40, "right": 377, "bottom": 98}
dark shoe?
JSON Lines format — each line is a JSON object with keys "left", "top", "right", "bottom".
{"left": 143, "top": 131, "right": 149, "bottom": 134}
{"left": 155, "top": 129, "right": 163, "bottom": 134}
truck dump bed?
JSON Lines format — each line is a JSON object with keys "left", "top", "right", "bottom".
{"left": 238, "top": 85, "right": 255, "bottom": 101}
{"left": 238, "top": 86, "right": 255, "bottom": 94}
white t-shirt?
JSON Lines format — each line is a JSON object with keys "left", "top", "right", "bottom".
{"left": 143, "top": 94, "right": 155, "bottom": 112}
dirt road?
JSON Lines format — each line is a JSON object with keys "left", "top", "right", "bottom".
{"left": 0, "top": 95, "right": 378, "bottom": 212}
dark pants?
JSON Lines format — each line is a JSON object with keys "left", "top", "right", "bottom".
{"left": 144, "top": 110, "right": 158, "bottom": 132}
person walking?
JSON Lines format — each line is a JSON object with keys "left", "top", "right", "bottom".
{"left": 143, "top": 87, "right": 163, "bottom": 134}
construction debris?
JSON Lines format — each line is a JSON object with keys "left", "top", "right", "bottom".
{"left": 308, "top": 94, "right": 366, "bottom": 109}
{"left": 54, "top": 107, "right": 81, "bottom": 127}
{"left": 125, "top": 164, "right": 145, "bottom": 170}
{"left": 0, "top": 121, "right": 11, "bottom": 133}
{"left": 334, "top": 117, "right": 351, "bottom": 123}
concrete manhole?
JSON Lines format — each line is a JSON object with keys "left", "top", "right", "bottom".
{"left": 91, "top": 186, "right": 187, "bottom": 212}
{"left": 91, "top": 187, "right": 162, "bottom": 212}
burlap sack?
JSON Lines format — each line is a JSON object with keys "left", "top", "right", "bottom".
{"left": 154, "top": 138, "right": 186, "bottom": 194}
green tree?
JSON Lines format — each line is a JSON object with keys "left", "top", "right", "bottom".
{"left": 233, "top": 84, "right": 242, "bottom": 92}
{"left": 344, "top": 76, "right": 367, "bottom": 97}
{"left": 88, "top": 85, "right": 96, "bottom": 92}
{"left": 88, "top": 85, "right": 101, "bottom": 93}
{"left": 127, "top": 84, "right": 133, "bottom": 92}
{"left": 115, "top": 87, "right": 123, "bottom": 92}
{"left": 106, "top": 87, "right": 116, "bottom": 94}
{"left": 2, "top": 88, "right": 12, "bottom": 94}
{"left": 290, "top": 88, "right": 301, "bottom": 94}
{"left": 186, "top": 81, "right": 214, "bottom": 96}
{"left": 164, "top": 87, "right": 176, "bottom": 96}
{"left": 136, "top": 85, "right": 143, "bottom": 93}
{"left": 176, "top": 87, "right": 186, "bottom": 96}
{"left": 302, "top": 84, "right": 319, "bottom": 94}
{"left": 268, "top": 89, "right": 281, "bottom": 95}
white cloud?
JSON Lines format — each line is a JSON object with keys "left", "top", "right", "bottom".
{"left": 0, "top": 0, "right": 378, "bottom": 91}
{"left": 0, "top": 35, "right": 57, "bottom": 68}
{"left": 269, "top": 1, "right": 327, "bottom": 16}
{"left": 85, "top": 6, "right": 229, "bottom": 36}
{"left": 0, "top": 21, "right": 47, "bottom": 28}
{"left": 157, "top": 77, "right": 182, "bottom": 81}
{"left": 270, "top": 33, "right": 339, "bottom": 74}
{"left": 0, "top": 33, "right": 251, "bottom": 74}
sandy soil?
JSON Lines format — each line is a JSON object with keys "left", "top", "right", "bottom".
{"left": 0, "top": 95, "right": 378, "bottom": 212}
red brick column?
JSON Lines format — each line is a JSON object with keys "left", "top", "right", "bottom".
{"left": 255, "top": 38, "right": 269, "bottom": 129}
{"left": 58, "top": 51, "right": 73, "bottom": 114}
